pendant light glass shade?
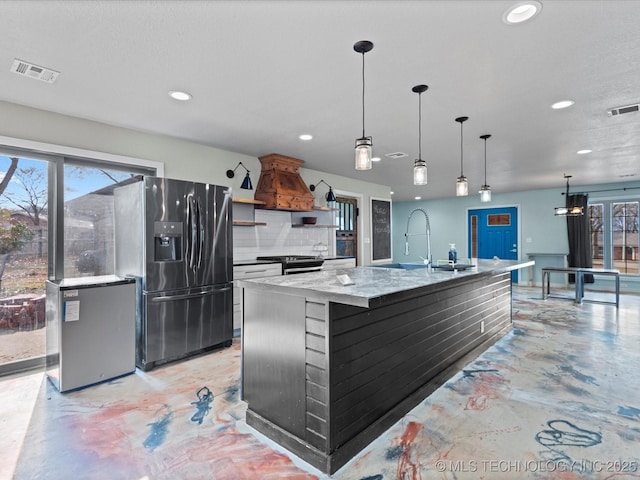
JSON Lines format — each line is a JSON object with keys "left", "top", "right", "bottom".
{"left": 455, "top": 116, "right": 469, "bottom": 196}
{"left": 554, "top": 206, "right": 584, "bottom": 216}
{"left": 456, "top": 176, "right": 469, "bottom": 196}
{"left": 412, "top": 84, "right": 429, "bottom": 185}
{"left": 354, "top": 40, "right": 374, "bottom": 170}
{"left": 414, "top": 159, "right": 428, "bottom": 185}
{"left": 479, "top": 134, "right": 492, "bottom": 202}
{"left": 355, "top": 137, "right": 373, "bottom": 170}
{"left": 479, "top": 185, "right": 491, "bottom": 202}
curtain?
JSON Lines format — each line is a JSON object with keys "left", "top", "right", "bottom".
{"left": 566, "top": 193, "right": 593, "bottom": 283}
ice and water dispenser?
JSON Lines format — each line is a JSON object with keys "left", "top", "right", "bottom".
{"left": 154, "top": 221, "right": 183, "bottom": 261}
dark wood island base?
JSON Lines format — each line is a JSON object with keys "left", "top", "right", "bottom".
{"left": 240, "top": 263, "right": 527, "bottom": 474}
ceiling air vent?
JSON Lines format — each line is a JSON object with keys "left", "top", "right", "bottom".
{"left": 385, "top": 152, "right": 408, "bottom": 159}
{"left": 10, "top": 58, "right": 59, "bottom": 84}
{"left": 607, "top": 103, "right": 639, "bottom": 117}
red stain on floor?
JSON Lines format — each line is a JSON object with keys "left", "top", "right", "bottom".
{"left": 464, "top": 372, "right": 503, "bottom": 411}
{"left": 183, "top": 429, "right": 317, "bottom": 479}
{"left": 465, "top": 395, "right": 488, "bottom": 410}
{"left": 396, "top": 421, "right": 423, "bottom": 480}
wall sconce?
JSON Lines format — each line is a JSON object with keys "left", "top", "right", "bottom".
{"left": 554, "top": 174, "right": 584, "bottom": 216}
{"left": 226, "top": 162, "right": 253, "bottom": 190}
{"left": 309, "top": 179, "right": 337, "bottom": 203}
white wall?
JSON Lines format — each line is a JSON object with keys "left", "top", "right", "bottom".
{"left": 234, "top": 210, "right": 336, "bottom": 261}
{"left": 0, "top": 100, "right": 390, "bottom": 265}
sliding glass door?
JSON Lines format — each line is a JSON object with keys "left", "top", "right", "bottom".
{"left": 0, "top": 148, "right": 154, "bottom": 375}
{"left": 0, "top": 153, "right": 49, "bottom": 371}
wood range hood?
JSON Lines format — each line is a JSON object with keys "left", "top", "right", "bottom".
{"left": 254, "top": 153, "right": 315, "bottom": 211}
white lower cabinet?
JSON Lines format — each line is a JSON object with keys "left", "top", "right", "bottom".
{"left": 322, "top": 257, "right": 356, "bottom": 271}
{"left": 233, "top": 263, "right": 282, "bottom": 333}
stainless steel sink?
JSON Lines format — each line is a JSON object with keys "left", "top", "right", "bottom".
{"left": 372, "top": 263, "right": 430, "bottom": 270}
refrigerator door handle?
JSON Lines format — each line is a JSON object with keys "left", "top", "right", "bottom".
{"left": 150, "top": 286, "right": 232, "bottom": 302}
{"left": 187, "top": 195, "right": 198, "bottom": 270}
{"left": 197, "top": 199, "right": 204, "bottom": 270}
{"left": 185, "top": 195, "right": 192, "bottom": 268}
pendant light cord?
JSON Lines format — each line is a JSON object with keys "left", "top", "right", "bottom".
{"left": 418, "top": 93, "right": 422, "bottom": 158}
{"left": 483, "top": 137, "right": 487, "bottom": 185}
{"left": 361, "top": 52, "right": 366, "bottom": 138}
{"left": 460, "top": 121, "right": 464, "bottom": 176}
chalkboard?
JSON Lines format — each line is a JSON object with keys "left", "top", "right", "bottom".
{"left": 371, "top": 198, "right": 391, "bottom": 261}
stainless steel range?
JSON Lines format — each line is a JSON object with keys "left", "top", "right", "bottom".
{"left": 257, "top": 255, "right": 324, "bottom": 274}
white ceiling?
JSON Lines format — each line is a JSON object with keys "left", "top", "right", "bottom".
{"left": 1, "top": 0, "right": 639, "bottom": 201}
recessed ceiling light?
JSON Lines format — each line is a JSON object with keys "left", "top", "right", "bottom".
{"left": 415, "top": 196, "right": 421, "bottom": 200}
{"left": 577, "top": 149, "right": 592, "bottom": 155}
{"left": 299, "top": 134, "right": 313, "bottom": 141}
{"left": 372, "top": 157, "right": 381, "bottom": 162}
{"left": 551, "top": 100, "right": 575, "bottom": 110}
{"left": 169, "top": 90, "right": 192, "bottom": 101}
{"left": 503, "top": 1, "right": 542, "bottom": 24}
{"left": 390, "top": 191, "right": 394, "bottom": 195}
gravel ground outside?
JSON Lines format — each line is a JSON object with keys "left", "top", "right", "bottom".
{"left": 1, "top": 254, "right": 47, "bottom": 366}
{"left": 0, "top": 327, "right": 45, "bottom": 364}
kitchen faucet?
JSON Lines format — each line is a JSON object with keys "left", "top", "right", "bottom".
{"left": 404, "top": 208, "right": 432, "bottom": 266}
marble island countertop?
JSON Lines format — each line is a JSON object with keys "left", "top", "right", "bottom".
{"left": 237, "top": 258, "right": 534, "bottom": 308}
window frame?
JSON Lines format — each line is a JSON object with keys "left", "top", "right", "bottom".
{"left": 0, "top": 139, "right": 160, "bottom": 280}
{"left": 588, "top": 196, "right": 640, "bottom": 276}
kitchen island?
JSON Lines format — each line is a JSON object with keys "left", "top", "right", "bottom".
{"left": 238, "top": 258, "right": 533, "bottom": 474}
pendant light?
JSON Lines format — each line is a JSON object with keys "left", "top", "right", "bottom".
{"left": 455, "top": 116, "right": 469, "bottom": 196}
{"left": 354, "top": 40, "right": 374, "bottom": 170}
{"left": 554, "top": 174, "right": 584, "bottom": 216}
{"left": 479, "top": 134, "right": 492, "bottom": 202}
{"left": 412, "top": 84, "right": 429, "bottom": 185}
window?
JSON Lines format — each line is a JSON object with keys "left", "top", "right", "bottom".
{"left": 335, "top": 196, "right": 358, "bottom": 259}
{"left": 589, "top": 200, "right": 639, "bottom": 274}
{"left": 487, "top": 213, "right": 511, "bottom": 226}
{"left": 0, "top": 147, "right": 154, "bottom": 374}
{"left": 63, "top": 163, "right": 144, "bottom": 278}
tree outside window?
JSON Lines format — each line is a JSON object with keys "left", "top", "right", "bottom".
{"left": 589, "top": 200, "right": 639, "bottom": 274}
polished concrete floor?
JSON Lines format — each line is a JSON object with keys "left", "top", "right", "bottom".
{"left": 2, "top": 286, "right": 639, "bottom": 479}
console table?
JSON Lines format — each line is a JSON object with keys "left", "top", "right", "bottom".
{"left": 541, "top": 266, "right": 620, "bottom": 308}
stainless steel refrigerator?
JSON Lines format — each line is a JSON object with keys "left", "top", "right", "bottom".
{"left": 114, "top": 177, "right": 233, "bottom": 371}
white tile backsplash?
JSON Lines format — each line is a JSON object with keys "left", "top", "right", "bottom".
{"left": 233, "top": 209, "right": 336, "bottom": 261}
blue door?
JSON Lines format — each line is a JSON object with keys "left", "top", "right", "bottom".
{"left": 468, "top": 206, "right": 519, "bottom": 282}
